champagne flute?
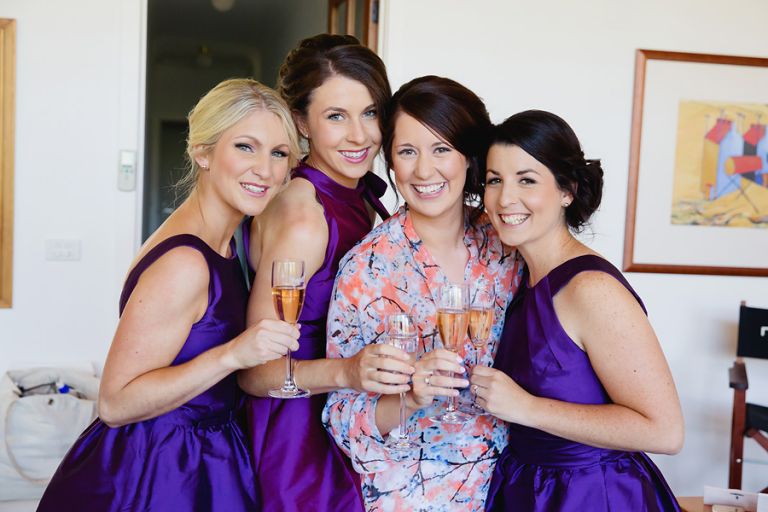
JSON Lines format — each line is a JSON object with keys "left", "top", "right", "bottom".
{"left": 431, "top": 283, "right": 471, "bottom": 424}
{"left": 383, "top": 312, "right": 419, "bottom": 457}
{"left": 464, "top": 282, "right": 495, "bottom": 415}
{"left": 268, "top": 260, "right": 309, "bottom": 399}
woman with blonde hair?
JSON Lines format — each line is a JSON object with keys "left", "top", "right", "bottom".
{"left": 38, "top": 78, "right": 301, "bottom": 511}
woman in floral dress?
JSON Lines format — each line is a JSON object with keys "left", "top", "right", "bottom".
{"left": 323, "top": 76, "right": 523, "bottom": 511}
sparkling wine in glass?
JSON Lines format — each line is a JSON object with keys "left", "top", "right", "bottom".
{"left": 464, "top": 283, "right": 494, "bottom": 415}
{"left": 431, "top": 283, "right": 471, "bottom": 424}
{"left": 383, "top": 313, "right": 419, "bottom": 458}
{"left": 268, "top": 260, "right": 309, "bottom": 399}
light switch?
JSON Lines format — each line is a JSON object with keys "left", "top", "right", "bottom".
{"left": 118, "top": 150, "right": 136, "bottom": 191}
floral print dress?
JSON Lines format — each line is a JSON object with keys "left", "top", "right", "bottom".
{"left": 323, "top": 206, "right": 523, "bottom": 512}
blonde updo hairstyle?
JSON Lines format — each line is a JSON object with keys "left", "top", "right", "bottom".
{"left": 176, "top": 78, "right": 300, "bottom": 199}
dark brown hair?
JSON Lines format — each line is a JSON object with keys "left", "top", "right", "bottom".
{"left": 383, "top": 75, "right": 492, "bottom": 223}
{"left": 490, "top": 110, "right": 604, "bottom": 231}
{"left": 277, "top": 34, "right": 391, "bottom": 136}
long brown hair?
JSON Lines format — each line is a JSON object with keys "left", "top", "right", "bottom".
{"left": 277, "top": 33, "right": 391, "bottom": 138}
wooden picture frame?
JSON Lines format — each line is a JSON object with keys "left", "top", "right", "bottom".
{"left": 624, "top": 49, "right": 768, "bottom": 277}
{"left": 0, "top": 19, "right": 15, "bottom": 307}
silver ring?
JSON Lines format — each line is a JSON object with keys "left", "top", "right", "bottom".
{"left": 424, "top": 375, "right": 431, "bottom": 387}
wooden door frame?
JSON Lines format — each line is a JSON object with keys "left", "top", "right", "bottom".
{"left": 0, "top": 18, "right": 15, "bottom": 308}
{"left": 328, "top": 0, "right": 378, "bottom": 51}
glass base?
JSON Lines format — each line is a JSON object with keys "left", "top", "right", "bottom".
{"left": 459, "top": 401, "right": 486, "bottom": 416}
{"left": 430, "top": 409, "right": 472, "bottom": 424}
{"left": 384, "top": 435, "right": 418, "bottom": 459}
{"left": 268, "top": 387, "right": 310, "bottom": 399}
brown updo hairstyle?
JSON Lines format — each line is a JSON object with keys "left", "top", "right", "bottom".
{"left": 277, "top": 33, "right": 391, "bottom": 138}
{"left": 382, "top": 75, "right": 492, "bottom": 223}
{"left": 489, "top": 110, "right": 603, "bottom": 231}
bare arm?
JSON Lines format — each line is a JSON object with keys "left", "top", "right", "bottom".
{"left": 239, "top": 180, "right": 414, "bottom": 396}
{"left": 473, "top": 271, "right": 684, "bottom": 454}
{"left": 240, "top": 180, "right": 376, "bottom": 396}
{"left": 98, "top": 247, "right": 300, "bottom": 427}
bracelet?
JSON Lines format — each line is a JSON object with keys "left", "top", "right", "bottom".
{"left": 292, "top": 359, "right": 310, "bottom": 396}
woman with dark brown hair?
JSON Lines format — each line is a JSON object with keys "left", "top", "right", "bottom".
{"left": 323, "top": 76, "right": 523, "bottom": 511}
{"left": 237, "top": 34, "right": 403, "bottom": 512}
{"left": 477, "top": 110, "right": 683, "bottom": 511}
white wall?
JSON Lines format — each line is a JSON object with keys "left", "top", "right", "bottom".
{"left": 1, "top": 0, "right": 766, "bottom": 500}
{"left": 380, "top": 0, "right": 768, "bottom": 496}
{"left": 0, "top": 0, "right": 144, "bottom": 371}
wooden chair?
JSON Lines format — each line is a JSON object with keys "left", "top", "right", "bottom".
{"left": 728, "top": 301, "right": 768, "bottom": 492}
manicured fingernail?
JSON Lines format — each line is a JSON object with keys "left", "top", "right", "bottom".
{"left": 458, "top": 366, "right": 466, "bottom": 373}
{"left": 453, "top": 390, "right": 460, "bottom": 396}
{"left": 460, "top": 380, "right": 469, "bottom": 387}
{"left": 456, "top": 355, "right": 463, "bottom": 363}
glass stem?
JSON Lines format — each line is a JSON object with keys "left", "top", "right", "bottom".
{"left": 284, "top": 350, "right": 295, "bottom": 390}
{"left": 399, "top": 391, "right": 407, "bottom": 440}
{"left": 446, "top": 369, "right": 456, "bottom": 413}
{"left": 473, "top": 345, "right": 480, "bottom": 403}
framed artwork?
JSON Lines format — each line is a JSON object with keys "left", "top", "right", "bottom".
{"left": 0, "top": 18, "right": 15, "bottom": 307}
{"left": 623, "top": 49, "right": 768, "bottom": 277}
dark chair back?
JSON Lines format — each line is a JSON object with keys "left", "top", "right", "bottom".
{"left": 728, "top": 302, "right": 768, "bottom": 492}
{"left": 737, "top": 304, "right": 768, "bottom": 359}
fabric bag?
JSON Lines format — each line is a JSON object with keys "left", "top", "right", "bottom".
{"left": 0, "top": 367, "right": 99, "bottom": 501}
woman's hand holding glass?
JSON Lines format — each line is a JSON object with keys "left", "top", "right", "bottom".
{"left": 268, "top": 259, "right": 309, "bottom": 399}
{"left": 383, "top": 313, "right": 419, "bottom": 456}
{"left": 471, "top": 365, "right": 533, "bottom": 425}
{"left": 407, "top": 349, "right": 468, "bottom": 410}
{"left": 464, "top": 281, "right": 495, "bottom": 415}
{"left": 226, "top": 319, "right": 301, "bottom": 369}
{"left": 345, "top": 342, "right": 414, "bottom": 394}
{"left": 431, "top": 283, "right": 472, "bottom": 424}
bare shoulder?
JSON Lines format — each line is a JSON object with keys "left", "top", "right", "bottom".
{"left": 128, "top": 245, "right": 210, "bottom": 306}
{"left": 556, "top": 267, "right": 648, "bottom": 351}
{"left": 560, "top": 270, "right": 641, "bottom": 315}
{"left": 253, "top": 178, "right": 329, "bottom": 272}
{"left": 273, "top": 178, "right": 321, "bottom": 215}
{"left": 139, "top": 246, "right": 210, "bottom": 293}
{"left": 262, "top": 179, "right": 325, "bottom": 231}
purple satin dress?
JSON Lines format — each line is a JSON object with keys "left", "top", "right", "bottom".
{"left": 486, "top": 255, "right": 680, "bottom": 512}
{"left": 38, "top": 235, "right": 257, "bottom": 512}
{"left": 244, "top": 163, "right": 389, "bottom": 512}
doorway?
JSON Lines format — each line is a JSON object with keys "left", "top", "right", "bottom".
{"left": 142, "top": 0, "right": 328, "bottom": 240}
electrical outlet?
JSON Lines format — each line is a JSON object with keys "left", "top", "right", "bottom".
{"left": 45, "top": 239, "right": 82, "bottom": 261}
